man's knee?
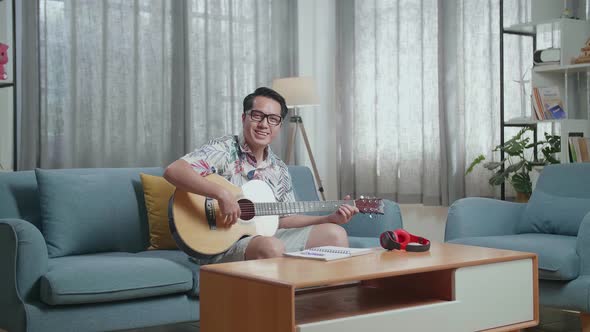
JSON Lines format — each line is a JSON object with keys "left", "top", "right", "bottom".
{"left": 315, "top": 223, "right": 349, "bottom": 246}
{"left": 326, "top": 224, "right": 349, "bottom": 245}
{"left": 245, "top": 236, "right": 285, "bottom": 260}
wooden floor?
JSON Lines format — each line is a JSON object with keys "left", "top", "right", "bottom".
{"left": 120, "top": 306, "right": 580, "bottom": 331}
{"left": 525, "top": 307, "right": 582, "bottom": 332}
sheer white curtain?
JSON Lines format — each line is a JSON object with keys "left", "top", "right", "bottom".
{"left": 336, "top": 0, "right": 532, "bottom": 205}
{"left": 31, "top": 0, "right": 295, "bottom": 169}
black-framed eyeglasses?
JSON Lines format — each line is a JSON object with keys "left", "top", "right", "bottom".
{"left": 246, "top": 110, "right": 282, "bottom": 126}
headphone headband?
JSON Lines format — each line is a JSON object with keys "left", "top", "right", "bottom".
{"left": 379, "top": 229, "right": 430, "bottom": 252}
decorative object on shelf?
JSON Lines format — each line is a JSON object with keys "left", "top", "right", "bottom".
{"left": 513, "top": 67, "right": 530, "bottom": 118}
{"left": 573, "top": 38, "right": 590, "bottom": 64}
{"left": 0, "top": 42, "right": 8, "bottom": 80}
{"left": 271, "top": 76, "right": 326, "bottom": 200}
{"left": 533, "top": 48, "right": 560, "bottom": 66}
{"left": 466, "top": 127, "right": 561, "bottom": 202}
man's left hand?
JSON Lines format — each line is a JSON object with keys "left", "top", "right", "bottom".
{"left": 326, "top": 195, "right": 359, "bottom": 225}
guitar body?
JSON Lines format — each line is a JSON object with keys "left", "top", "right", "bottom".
{"left": 170, "top": 174, "right": 279, "bottom": 256}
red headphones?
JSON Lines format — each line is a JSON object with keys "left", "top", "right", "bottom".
{"left": 379, "top": 229, "right": 431, "bottom": 252}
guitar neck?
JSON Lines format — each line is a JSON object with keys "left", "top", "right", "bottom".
{"left": 253, "top": 200, "right": 355, "bottom": 216}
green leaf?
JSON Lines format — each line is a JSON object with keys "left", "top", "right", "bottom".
{"left": 489, "top": 170, "right": 506, "bottom": 186}
{"left": 465, "top": 155, "right": 486, "bottom": 175}
{"left": 511, "top": 172, "right": 532, "bottom": 194}
{"left": 503, "top": 139, "right": 529, "bottom": 156}
{"left": 505, "top": 160, "right": 524, "bottom": 173}
{"left": 483, "top": 161, "right": 502, "bottom": 170}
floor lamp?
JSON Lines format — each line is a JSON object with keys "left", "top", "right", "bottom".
{"left": 272, "top": 77, "right": 326, "bottom": 201}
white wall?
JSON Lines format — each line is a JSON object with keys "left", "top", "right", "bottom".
{"left": 297, "top": 0, "right": 338, "bottom": 199}
{"left": 0, "top": 87, "right": 13, "bottom": 171}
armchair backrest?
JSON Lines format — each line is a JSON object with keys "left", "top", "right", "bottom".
{"left": 288, "top": 166, "right": 320, "bottom": 201}
{"left": 0, "top": 171, "right": 42, "bottom": 229}
{"left": 517, "top": 163, "right": 590, "bottom": 236}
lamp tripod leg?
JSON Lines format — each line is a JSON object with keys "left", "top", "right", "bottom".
{"left": 297, "top": 120, "right": 326, "bottom": 201}
{"left": 286, "top": 120, "right": 297, "bottom": 165}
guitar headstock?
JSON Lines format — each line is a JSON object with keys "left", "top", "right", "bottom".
{"left": 354, "top": 198, "right": 384, "bottom": 215}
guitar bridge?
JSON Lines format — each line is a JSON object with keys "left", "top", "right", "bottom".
{"left": 205, "top": 198, "right": 217, "bottom": 230}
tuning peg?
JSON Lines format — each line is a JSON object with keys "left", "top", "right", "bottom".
{"left": 369, "top": 214, "right": 373, "bottom": 219}
{"left": 360, "top": 195, "right": 364, "bottom": 199}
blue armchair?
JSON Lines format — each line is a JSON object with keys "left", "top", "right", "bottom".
{"left": 445, "top": 164, "right": 590, "bottom": 319}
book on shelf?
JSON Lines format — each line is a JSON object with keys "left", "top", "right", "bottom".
{"left": 569, "top": 136, "right": 590, "bottom": 163}
{"left": 532, "top": 86, "right": 566, "bottom": 120}
{"left": 283, "top": 246, "right": 375, "bottom": 261}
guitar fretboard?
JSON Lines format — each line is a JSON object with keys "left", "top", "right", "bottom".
{"left": 253, "top": 200, "right": 355, "bottom": 216}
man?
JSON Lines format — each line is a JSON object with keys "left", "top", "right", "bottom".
{"left": 164, "top": 87, "right": 358, "bottom": 263}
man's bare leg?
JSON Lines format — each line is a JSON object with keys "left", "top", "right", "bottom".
{"left": 244, "top": 236, "right": 285, "bottom": 260}
{"left": 305, "top": 224, "right": 349, "bottom": 248}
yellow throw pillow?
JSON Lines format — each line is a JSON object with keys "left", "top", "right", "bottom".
{"left": 140, "top": 173, "right": 177, "bottom": 250}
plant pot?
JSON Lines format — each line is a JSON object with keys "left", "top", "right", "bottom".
{"left": 515, "top": 191, "right": 531, "bottom": 203}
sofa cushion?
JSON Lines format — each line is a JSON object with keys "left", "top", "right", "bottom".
{"left": 448, "top": 233, "right": 579, "bottom": 281}
{"left": 517, "top": 190, "right": 590, "bottom": 236}
{"left": 348, "top": 236, "right": 380, "bottom": 248}
{"left": 40, "top": 253, "right": 193, "bottom": 305}
{"left": 517, "top": 164, "right": 590, "bottom": 236}
{"left": 140, "top": 173, "right": 177, "bottom": 250}
{"left": 35, "top": 168, "right": 162, "bottom": 257}
{"left": 136, "top": 250, "right": 201, "bottom": 297}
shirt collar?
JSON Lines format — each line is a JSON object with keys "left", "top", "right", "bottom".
{"left": 238, "top": 134, "right": 276, "bottom": 167}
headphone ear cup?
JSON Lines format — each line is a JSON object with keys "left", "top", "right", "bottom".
{"left": 379, "top": 231, "right": 400, "bottom": 251}
{"left": 393, "top": 229, "right": 410, "bottom": 249}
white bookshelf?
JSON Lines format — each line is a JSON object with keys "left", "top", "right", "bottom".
{"left": 505, "top": 15, "right": 590, "bottom": 164}
{"left": 533, "top": 63, "right": 590, "bottom": 73}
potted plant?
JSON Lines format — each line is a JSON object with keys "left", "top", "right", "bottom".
{"left": 466, "top": 127, "right": 560, "bottom": 202}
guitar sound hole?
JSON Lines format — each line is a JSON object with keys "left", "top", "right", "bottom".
{"left": 238, "top": 199, "right": 255, "bottom": 220}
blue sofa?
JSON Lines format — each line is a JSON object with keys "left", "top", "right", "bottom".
{"left": 0, "top": 166, "right": 402, "bottom": 332}
{"left": 445, "top": 163, "right": 590, "bottom": 314}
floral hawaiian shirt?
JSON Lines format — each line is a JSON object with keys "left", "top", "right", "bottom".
{"left": 181, "top": 135, "right": 296, "bottom": 203}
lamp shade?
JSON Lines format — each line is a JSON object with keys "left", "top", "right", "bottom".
{"left": 271, "top": 76, "right": 320, "bottom": 108}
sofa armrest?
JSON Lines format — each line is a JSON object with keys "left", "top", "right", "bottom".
{"left": 576, "top": 212, "right": 590, "bottom": 275}
{"left": 0, "top": 218, "right": 48, "bottom": 331}
{"left": 341, "top": 199, "right": 403, "bottom": 238}
{"left": 444, "top": 197, "right": 525, "bottom": 242}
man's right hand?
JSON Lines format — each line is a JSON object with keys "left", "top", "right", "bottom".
{"left": 217, "top": 190, "right": 241, "bottom": 227}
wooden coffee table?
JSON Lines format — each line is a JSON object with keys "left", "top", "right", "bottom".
{"left": 200, "top": 242, "right": 538, "bottom": 332}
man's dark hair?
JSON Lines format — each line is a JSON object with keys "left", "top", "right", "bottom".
{"left": 243, "top": 87, "right": 289, "bottom": 119}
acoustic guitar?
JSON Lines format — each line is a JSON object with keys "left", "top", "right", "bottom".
{"left": 169, "top": 174, "right": 385, "bottom": 256}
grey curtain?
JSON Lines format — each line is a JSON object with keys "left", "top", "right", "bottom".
{"left": 336, "top": 0, "right": 534, "bottom": 205}
{"left": 20, "top": 0, "right": 296, "bottom": 169}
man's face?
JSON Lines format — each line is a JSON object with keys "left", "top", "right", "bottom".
{"left": 242, "top": 96, "right": 282, "bottom": 151}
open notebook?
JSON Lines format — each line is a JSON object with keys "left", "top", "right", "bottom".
{"left": 284, "top": 246, "right": 375, "bottom": 261}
